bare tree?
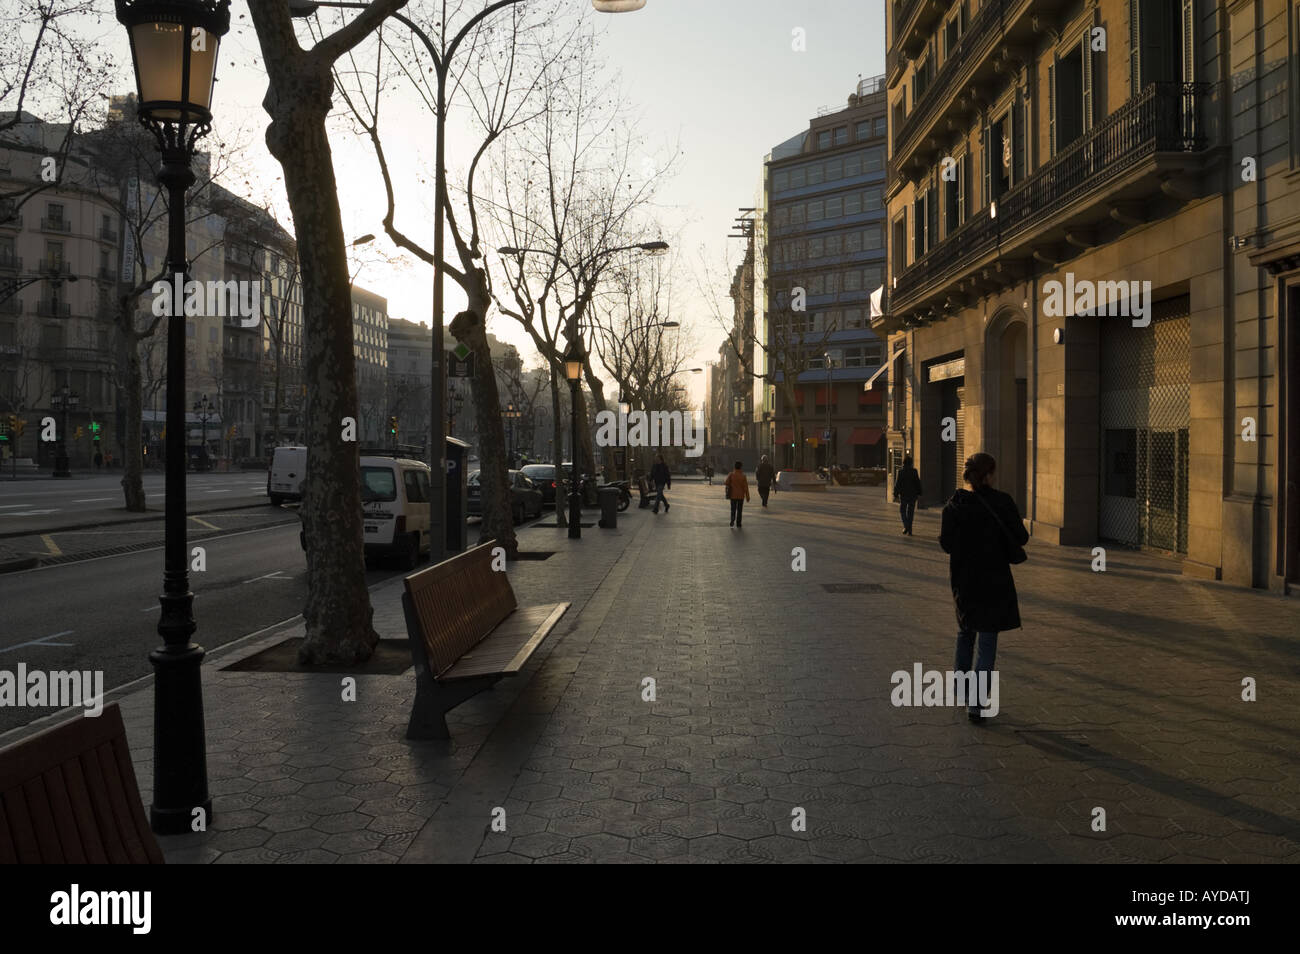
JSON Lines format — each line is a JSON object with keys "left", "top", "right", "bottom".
{"left": 0, "top": 0, "right": 113, "bottom": 223}
{"left": 329, "top": 0, "right": 579, "bottom": 556}
{"left": 246, "top": 0, "right": 407, "bottom": 664}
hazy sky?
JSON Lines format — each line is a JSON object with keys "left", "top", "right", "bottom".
{"left": 55, "top": 0, "right": 887, "bottom": 409}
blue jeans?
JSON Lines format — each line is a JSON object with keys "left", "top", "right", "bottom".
{"left": 899, "top": 497, "right": 916, "bottom": 533}
{"left": 954, "top": 630, "right": 998, "bottom": 713}
{"left": 652, "top": 487, "right": 667, "bottom": 511}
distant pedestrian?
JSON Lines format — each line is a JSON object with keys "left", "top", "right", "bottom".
{"left": 105, "top": 450, "right": 113, "bottom": 469}
{"left": 650, "top": 454, "right": 671, "bottom": 513}
{"left": 893, "top": 455, "right": 922, "bottom": 535}
{"left": 939, "top": 452, "right": 1028, "bottom": 722}
{"left": 94, "top": 450, "right": 103, "bottom": 471}
{"left": 756, "top": 455, "right": 775, "bottom": 507}
{"left": 725, "top": 460, "right": 750, "bottom": 527}
{"left": 704, "top": 463, "right": 714, "bottom": 486}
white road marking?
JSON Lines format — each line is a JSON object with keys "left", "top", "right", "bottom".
{"left": 0, "top": 630, "right": 75, "bottom": 654}
{"left": 0, "top": 509, "right": 59, "bottom": 516}
{"left": 203, "top": 489, "right": 232, "bottom": 494}
{"left": 0, "top": 504, "right": 29, "bottom": 510}
{"left": 242, "top": 570, "right": 288, "bottom": 584}
{"left": 73, "top": 497, "right": 114, "bottom": 503}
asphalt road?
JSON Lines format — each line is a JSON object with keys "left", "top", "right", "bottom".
{"left": 0, "top": 521, "right": 404, "bottom": 735}
{"left": 0, "top": 471, "right": 270, "bottom": 536}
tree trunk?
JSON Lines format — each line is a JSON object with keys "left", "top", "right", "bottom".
{"left": 120, "top": 328, "right": 147, "bottom": 511}
{"left": 549, "top": 364, "right": 565, "bottom": 527}
{"left": 261, "top": 60, "right": 376, "bottom": 665}
{"left": 450, "top": 298, "right": 517, "bottom": 557}
{"left": 272, "top": 341, "right": 283, "bottom": 449}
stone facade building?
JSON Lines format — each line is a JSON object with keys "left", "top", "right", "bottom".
{"left": 880, "top": 0, "right": 1298, "bottom": 590}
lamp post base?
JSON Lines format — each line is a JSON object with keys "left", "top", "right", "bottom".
{"left": 568, "top": 491, "right": 582, "bottom": 539}
{"left": 149, "top": 636, "right": 212, "bottom": 835}
{"left": 53, "top": 448, "right": 71, "bottom": 478}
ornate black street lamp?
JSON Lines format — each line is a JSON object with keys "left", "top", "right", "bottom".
{"left": 50, "top": 384, "right": 79, "bottom": 478}
{"left": 116, "top": 0, "right": 230, "bottom": 835}
{"left": 193, "top": 393, "right": 213, "bottom": 471}
{"left": 564, "top": 337, "right": 585, "bottom": 540}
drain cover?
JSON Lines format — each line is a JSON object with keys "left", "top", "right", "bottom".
{"left": 821, "top": 583, "right": 886, "bottom": 593}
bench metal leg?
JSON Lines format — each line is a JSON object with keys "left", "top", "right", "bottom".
{"left": 402, "top": 593, "right": 502, "bottom": 740}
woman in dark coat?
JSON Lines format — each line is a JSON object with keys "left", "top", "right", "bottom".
{"left": 939, "top": 452, "right": 1028, "bottom": 722}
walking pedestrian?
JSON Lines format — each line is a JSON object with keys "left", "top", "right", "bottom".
{"left": 705, "top": 463, "right": 714, "bottom": 486}
{"left": 939, "top": 452, "right": 1028, "bottom": 722}
{"left": 650, "top": 454, "right": 671, "bottom": 513}
{"left": 893, "top": 455, "right": 922, "bottom": 535}
{"left": 756, "top": 455, "right": 775, "bottom": 507}
{"left": 725, "top": 460, "right": 750, "bottom": 528}
{"left": 93, "top": 449, "right": 103, "bottom": 471}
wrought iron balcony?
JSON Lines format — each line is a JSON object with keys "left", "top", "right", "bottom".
{"left": 0, "top": 252, "right": 19, "bottom": 271}
{"left": 0, "top": 212, "right": 20, "bottom": 230}
{"left": 0, "top": 298, "right": 21, "bottom": 315}
{"left": 97, "top": 266, "right": 116, "bottom": 280}
{"left": 889, "top": 82, "right": 1216, "bottom": 317}
{"left": 99, "top": 225, "right": 118, "bottom": 243}
{"left": 38, "top": 259, "right": 72, "bottom": 277}
{"left": 40, "top": 217, "right": 72, "bottom": 234}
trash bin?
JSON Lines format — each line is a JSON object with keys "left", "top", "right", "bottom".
{"left": 597, "top": 486, "right": 619, "bottom": 529}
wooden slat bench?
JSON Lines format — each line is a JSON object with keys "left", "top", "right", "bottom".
{"left": 402, "top": 541, "right": 569, "bottom": 739}
{"left": 0, "top": 703, "right": 163, "bottom": 864}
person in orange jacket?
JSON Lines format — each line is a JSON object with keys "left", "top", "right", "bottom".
{"left": 724, "top": 459, "right": 750, "bottom": 528}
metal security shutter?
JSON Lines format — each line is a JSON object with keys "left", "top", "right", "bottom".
{"left": 1098, "top": 296, "right": 1191, "bottom": 553}
{"left": 954, "top": 385, "right": 965, "bottom": 494}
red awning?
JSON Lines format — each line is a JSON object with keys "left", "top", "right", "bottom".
{"left": 774, "top": 428, "right": 794, "bottom": 444}
{"left": 849, "top": 426, "right": 884, "bottom": 445}
{"left": 859, "top": 389, "right": 883, "bottom": 405}
{"left": 815, "top": 386, "right": 835, "bottom": 403}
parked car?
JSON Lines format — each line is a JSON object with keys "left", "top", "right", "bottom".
{"left": 267, "top": 445, "right": 307, "bottom": 506}
{"left": 467, "top": 469, "right": 545, "bottom": 524}
{"left": 295, "top": 455, "right": 432, "bottom": 569}
{"left": 520, "top": 463, "right": 559, "bottom": 506}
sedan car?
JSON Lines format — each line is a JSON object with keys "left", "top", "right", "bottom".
{"left": 467, "top": 469, "right": 545, "bottom": 524}
{"left": 520, "top": 463, "right": 559, "bottom": 506}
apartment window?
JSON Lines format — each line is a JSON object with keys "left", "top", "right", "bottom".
{"left": 101, "top": 213, "right": 112, "bottom": 234}
{"left": 856, "top": 121, "right": 871, "bottom": 140}
{"left": 984, "top": 112, "right": 1013, "bottom": 202}
{"left": 863, "top": 189, "right": 882, "bottom": 212}
{"left": 824, "top": 233, "right": 842, "bottom": 256}
{"left": 791, "top": 166, "right": 807, "bottom": 188}
{"left": 808, "top": 236, "right": 825, "bottom": 258}
{"left": 1129, "top": 0, "right": 1192, "bottom": 94}
{"left": 914, "top": 192, "right": 929, "bottom": 259}
{"left": 826, "top": 196, "right": 843, "bottom": 219}
{"left": 845, "top": 192, "right": 862, "bottom": 215}
{"left": 844, "top": 152, "right": 863, "bottom": 176}
{"left": 810, "top": 275, "right": 826, "bottom": 295}
{"left": 773, "top": 170, "right": 789, "bottom": 191}
{"left": 209, "top": 326, "right": 218, "bottom": 343}
{"left": 808, "top": 199, "right": 825, "bottom": 221}
{"left": 47, "top": 202, "right": 65, "bottom": 225}
{"left": 46, "top": 241, "right": 64, "bottom": 266}
{"left": 818, "top": 131, "right": 832, "bottom": 150}
{"left": 864, "top": 224, "right": 883, "bottom": 249}
{"left": 944, "top": 152, "right": 967, "bottom": 235}
{"left": 845, "top": 230, "right": 862, "bottom": 253}
{"left": 893, "top": 216, "right": 908, "bottom": 274}
{"left": 808, "top": 163, "right": 825, "bottom": 186}
{"left": 843, "top": 269, "right": 863, "bottom": 292}
{"left": 1052, "top": 38, "right": 1092, "bottom": 154}
{"left": 834, "top": 126, "right": 849, "bottom": 146}
{"left": 825, "top": 157, "right": 843, "bottom": 180}
{"left": 864, "top": 146, "right": 884, "bottom": 172}
{"left": 875, "top": 117, "right": 888, "bottom": 138}
{"left": 892, "top": 99, "right": 906, "bottom": 140}
{"left": 40, "top": 324, "right": 63, "bottom": 348}
{"left": 844, "top": 308, "right": 865, "bottom": 329}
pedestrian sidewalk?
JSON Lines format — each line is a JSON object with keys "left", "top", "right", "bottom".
{"left": 25, "top": 482, "right": 1298, "bottom": 863}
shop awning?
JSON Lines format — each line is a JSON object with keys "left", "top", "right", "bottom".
{"left": 775, "top": 428, "right": 794, "bottom": 444}
{"left": 849, "top": 426, "right": 884, "bottom": 445}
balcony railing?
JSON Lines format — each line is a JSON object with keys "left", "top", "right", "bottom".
{"left": 892, "top": 82, "right": 1214, "bottom": 310}
{"left": 40, "top": 217, "right": 72, "bottom": 233}
{"left": 36, "top": 300, "right": 71, "bottom": 318}
{"left": 0, "top": 252, "right": 19, "bottom": 271}
{"left": 895, "top": 0, "right": 1002, "bottom": 166}
{"left": 0, "top": 299, "right": 21, "bottom": 315}
{"left": 97, "top": 266, "right": 116, "bottom": 280}
{"left": 0, "top": 213, "right": 20, "bottom": 230}
{"left": 38, "top": 259, "right": 72, "bottom": 277}
{"left": 99, "top": 225, "right": 117, "bottom": 243}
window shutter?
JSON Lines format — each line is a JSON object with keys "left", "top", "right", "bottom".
{"left": 1048, "top": 62, "right": 1056, "bottom": 156}
{"left": 1013, "top": 94, "right": 1026, "bottom": 183}
{"left": 982, "top": 122, "right": 992, "bottom": 206}
{"left": 959, "top": 152, "right": 969, "bottom": 224}
{"left": 1129, "top": 0, "right": 1141, "bottom": 95}
{"left": 1181, "top": 0, "right": 1194, "bottom": 82}
{"left": 1081, "top": 30, "right": 1094, "bottom": 131}
{"left": 928, "top": 187, "right": 938, "bottom": 251}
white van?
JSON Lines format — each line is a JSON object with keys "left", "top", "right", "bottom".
{"left": 360, "top": 456, "right": 432, "bottom": 569}
{"left": 267, "top": 446, "right": 307, "bottom": 506}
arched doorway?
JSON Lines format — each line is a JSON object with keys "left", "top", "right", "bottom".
{"left": 984, "top": 310, "right": 1029, "bottom": 514}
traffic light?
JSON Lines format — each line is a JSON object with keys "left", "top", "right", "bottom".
{"left": 14, "top": 418, "right": 23, "bottom": 437}
{"left": 74, "top": 425, "right": 84, "bottom": 440}
{"left": 388, "top": 416, "right": 398, "bottom": 437}
{"left": 90, "top": 420, "right": 101, "bottom": 441}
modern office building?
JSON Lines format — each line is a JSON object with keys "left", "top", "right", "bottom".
{"left": 880, "top": 0, "right": 1298, "bottom": 591}
{"left": 764, "top": 75, "right": 890, "bottom": 469}
{"left": 351, "top": 285, "right": 389, "bottom": 445}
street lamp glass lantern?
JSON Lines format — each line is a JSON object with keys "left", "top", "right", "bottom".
{"left": 563, "top": 339, "right": 585, "bottom": 382}
{"left": 592, "top": 0, "right": 647, "bottom": 10}
{"left": 116, "top": 0, "right": 231, "bottom": 126}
